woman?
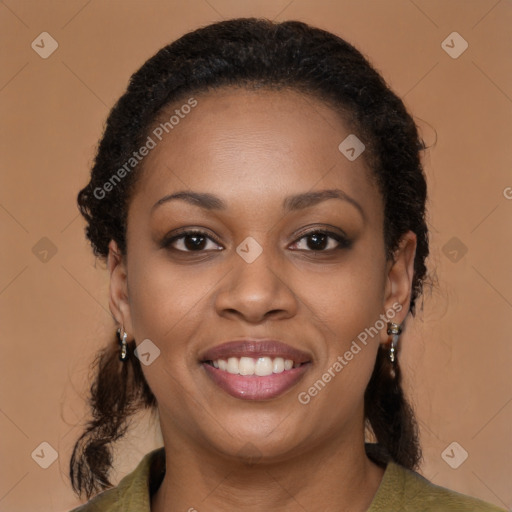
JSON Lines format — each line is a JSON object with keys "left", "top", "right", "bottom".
{"left": 69, "top": 17, "right": 506, "bottom": 512}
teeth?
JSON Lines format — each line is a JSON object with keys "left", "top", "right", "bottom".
{"left": 255, "top": 357, "right": 273, "bottom": 376}
{"left": 273, "top": 357, "right": 284, "bottom": 374}
{"left": 227, "top": 357, "right": 239, "bottom": 374}
{"left": 209, "top": 356, "right": 299, "bottom": 376}
{"left": 239, "top": 356, "right": 255, "bottom": 375}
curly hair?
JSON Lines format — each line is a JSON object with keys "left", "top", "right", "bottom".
{"left": 71, "top": 17, "right": 429, "bottom": 499}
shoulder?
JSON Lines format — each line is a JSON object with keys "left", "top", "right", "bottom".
{"left": 369, "top": 461, "right": 507, "bottom": 512}
{"left": 69, "top": 447, "right": 165, "bottom": 512}
{"left": 69, "top": 486, "right": 120, "bottom": 512}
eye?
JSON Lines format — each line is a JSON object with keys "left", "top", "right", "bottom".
{"left": 290, "top": 229, "right": 352, "bottom": 252}
{"left": 161, "top": 227, "right": 351, "bottom": 254}
{"left": 162, "top": 229, "right": 223, "bottom": 252}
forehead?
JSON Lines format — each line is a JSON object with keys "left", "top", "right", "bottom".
{"left": 130, "top": 86, "right": 381, "bottom": 218}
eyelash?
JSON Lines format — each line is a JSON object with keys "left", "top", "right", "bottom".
{"left": 161, "top": 228, "right": 352, "bottom": 253}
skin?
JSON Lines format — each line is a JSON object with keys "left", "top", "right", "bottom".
{"left": 107, "top": 86, "right": 417, "bottom": 512}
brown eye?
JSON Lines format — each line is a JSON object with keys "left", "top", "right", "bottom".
{"left": 290, "top": 230, "right": 352, "bottom": 252}
{"left": 162, "top": 230, "right": 223, "bottom": 252}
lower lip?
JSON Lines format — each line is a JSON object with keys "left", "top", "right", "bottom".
{"left": 202, "top": 363, "right": 310, "bottom": 400}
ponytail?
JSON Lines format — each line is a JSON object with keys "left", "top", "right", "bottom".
{"left": 69, "top": 336, "right": 155, "bottom": 499}
{"left": 364, "top": 345, "right": 422, "bottom": 469}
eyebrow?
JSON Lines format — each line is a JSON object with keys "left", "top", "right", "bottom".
{"left": 151, "top": 188, "right": 365, "bottom": 220}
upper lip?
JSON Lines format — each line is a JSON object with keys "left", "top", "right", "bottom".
{"left": 200, "top": 339, "right": 312, "bottom": 364}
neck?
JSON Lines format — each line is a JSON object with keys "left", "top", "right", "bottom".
{"left": 151, "top": 431, "right": 385, "bottom": 512}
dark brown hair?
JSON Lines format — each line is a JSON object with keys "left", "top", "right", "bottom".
{"left": 71, "top": 17, "right": 429, "bottom": 499}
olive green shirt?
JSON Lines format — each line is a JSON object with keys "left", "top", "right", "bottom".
{"left": 70, "top": 448, "right": 507, "bottom": 511}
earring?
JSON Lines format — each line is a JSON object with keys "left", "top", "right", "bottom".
{"left": 117, "top": 327, "right": 128, "bottom": 362}
{"left": 386, "top": 322, "right": 402, "bottom": 365}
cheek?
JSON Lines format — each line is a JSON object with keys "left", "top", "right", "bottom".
{"left": 295, "top": 252, "right": 386, "bottom": 413}
{"left": 125, "top": 257, "right": 211, "bottom": 420}
{"left": 304, "top": 254, "right": 386, "bottom": 342}
{"left": 127, "top": 254, "right": 215, "bottom": 342}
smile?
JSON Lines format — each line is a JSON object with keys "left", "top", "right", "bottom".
{"left": 206, "top": 356, "right": 303, "bottom": 376}
{"left": 199, "top": 339, "right": 312, "bottom": 400}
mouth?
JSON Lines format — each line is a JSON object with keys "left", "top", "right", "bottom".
{"left": 199, "top": 339, "right": 312, "bottom": 400}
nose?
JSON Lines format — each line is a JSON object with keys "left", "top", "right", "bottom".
{"left": 214, "top": 245, "right": 298, "bottom": 324}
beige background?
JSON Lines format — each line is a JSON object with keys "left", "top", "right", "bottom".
{"left": 1, "top": 1, "right": 511, "bottom": 511}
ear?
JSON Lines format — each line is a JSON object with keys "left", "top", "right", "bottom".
{"left": 107, "top": 240, "right": 133, "bottom": 337}
{"left": 381, "top": 230, "right": 417, "bottom": 341}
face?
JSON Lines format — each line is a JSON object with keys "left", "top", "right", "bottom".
{"left": 108, "top": 86, "right": 416, "bottom": 463}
